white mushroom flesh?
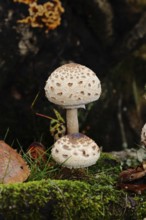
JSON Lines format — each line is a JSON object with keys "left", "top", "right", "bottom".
{"left": 51, "top": 133, "right": 101, "bottom": 168}
{"left": 45, "top": 63, "right": 101, "bottom": 108}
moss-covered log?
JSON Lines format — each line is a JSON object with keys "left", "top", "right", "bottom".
{"left": 0, "top": 154, "right": 146, "bottom": 220}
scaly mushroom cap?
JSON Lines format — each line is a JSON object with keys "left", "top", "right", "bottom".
{"left": 51, "top": 133, "right": 101, "bottom": 168}
{"left": 141, "top": 123, "right": 146, "bottom": 146}
{"left": 45, "top": 63, "right": 101, "bottom": 108}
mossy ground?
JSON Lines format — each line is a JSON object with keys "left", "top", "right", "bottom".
{"left": 0, "top": 153, "right": 146, "bottom": 220}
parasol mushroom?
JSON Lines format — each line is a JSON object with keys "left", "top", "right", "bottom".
{"left": 45, "top": 63, "right": 101, "bottom": 134}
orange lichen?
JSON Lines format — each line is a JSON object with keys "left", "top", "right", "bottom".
{"left": 14, "top": 0, "right": 64, "bottom": 32}
{"left": 13, "top": 0, "right": 37, "bottom": 4}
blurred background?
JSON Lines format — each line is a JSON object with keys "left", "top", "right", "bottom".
{"left": 1, "top": 0, "right": 146, "bottom": 151}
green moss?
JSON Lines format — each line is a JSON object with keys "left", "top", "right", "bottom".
{"left": 0, "top": 153, "right": 146, "bottom": 220}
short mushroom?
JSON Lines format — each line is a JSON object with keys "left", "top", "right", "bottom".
{"left": 141, "top": 123, "right": 146, "bottom": 147}
{"left": 51, "top": 133, "right": 101, "bottom": 168}
{"left": 45, "top": 63, "right": 101, "bottom": 134}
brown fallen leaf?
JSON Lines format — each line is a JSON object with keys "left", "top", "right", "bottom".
{"left": 26, "top": 142, "right": 47, "bottom": 163}
{"left": 118, "top": 183, "right": 146, "bottom": 194}
{"left": 0, "top": 140, "right": 30, "bottom": 184}
{"left": 119, "top": 162, "right": 146, "bottom": 183}
{"left": 118, "top": 162, "right": 146, "bottom": 193}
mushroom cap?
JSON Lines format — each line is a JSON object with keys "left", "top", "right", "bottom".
{"left": 51, "top": 133, "right": 101, "bottom": 168}
{"left": 45, "top": 63, "right": 101, "bottom": 108}
{"left": 141, "top": 123, "right": 146, "bottom": 146}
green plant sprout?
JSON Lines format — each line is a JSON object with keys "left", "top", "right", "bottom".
{"left": 3, "top": 128, "right": 10, "bottom": 141}
{"left": 36, "top": 109, "right": 66, "bottom": 141}
{"left": 16, "top": 139, "right": 60, "bottom": 181}
{"left": 31, "top": 92, "right": 66, "bottom": 141}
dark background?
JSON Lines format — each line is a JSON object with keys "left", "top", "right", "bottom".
{"left": 1, "top": 0, "right": 146, "bottom": 151}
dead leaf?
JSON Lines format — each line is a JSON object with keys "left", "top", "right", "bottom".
{"left": 0, "top": 140, "right": 30, "bottom": 184}
{"left": 119, "top": 162, "right": 146, "bottom": 183}
{"left": 117, "top": 183, "right": 146, "bottom": 194}
{"left": 118, "top": 162, "right": 146, "bottom": 193}
{"left": 27, "top": 142, "right": 47, "bottom": 163}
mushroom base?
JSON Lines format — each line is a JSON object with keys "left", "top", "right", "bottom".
{"left": 51, "top": 153, "right": 100, "bottom": 169}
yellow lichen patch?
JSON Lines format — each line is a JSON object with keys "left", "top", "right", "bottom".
{"left": 14, "top": 0, "right": 64, "bottom": 32}
{"left": 13, "top": 0, "right": 37, "bottom": 4}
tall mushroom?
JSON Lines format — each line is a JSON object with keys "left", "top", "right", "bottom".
{"left": 45, "top": 63, "right": 102, "bottom": 168}
{"left": 45, "top": 63, "right": 101, "bottom": 134}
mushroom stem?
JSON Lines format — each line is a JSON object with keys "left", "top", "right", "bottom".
{"left": 66, "top": 109, "right": 79, "bottom": 134}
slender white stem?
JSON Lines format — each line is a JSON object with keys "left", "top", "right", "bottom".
{"left": 66, "top": 109, "right": 79, "bottom": 134}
